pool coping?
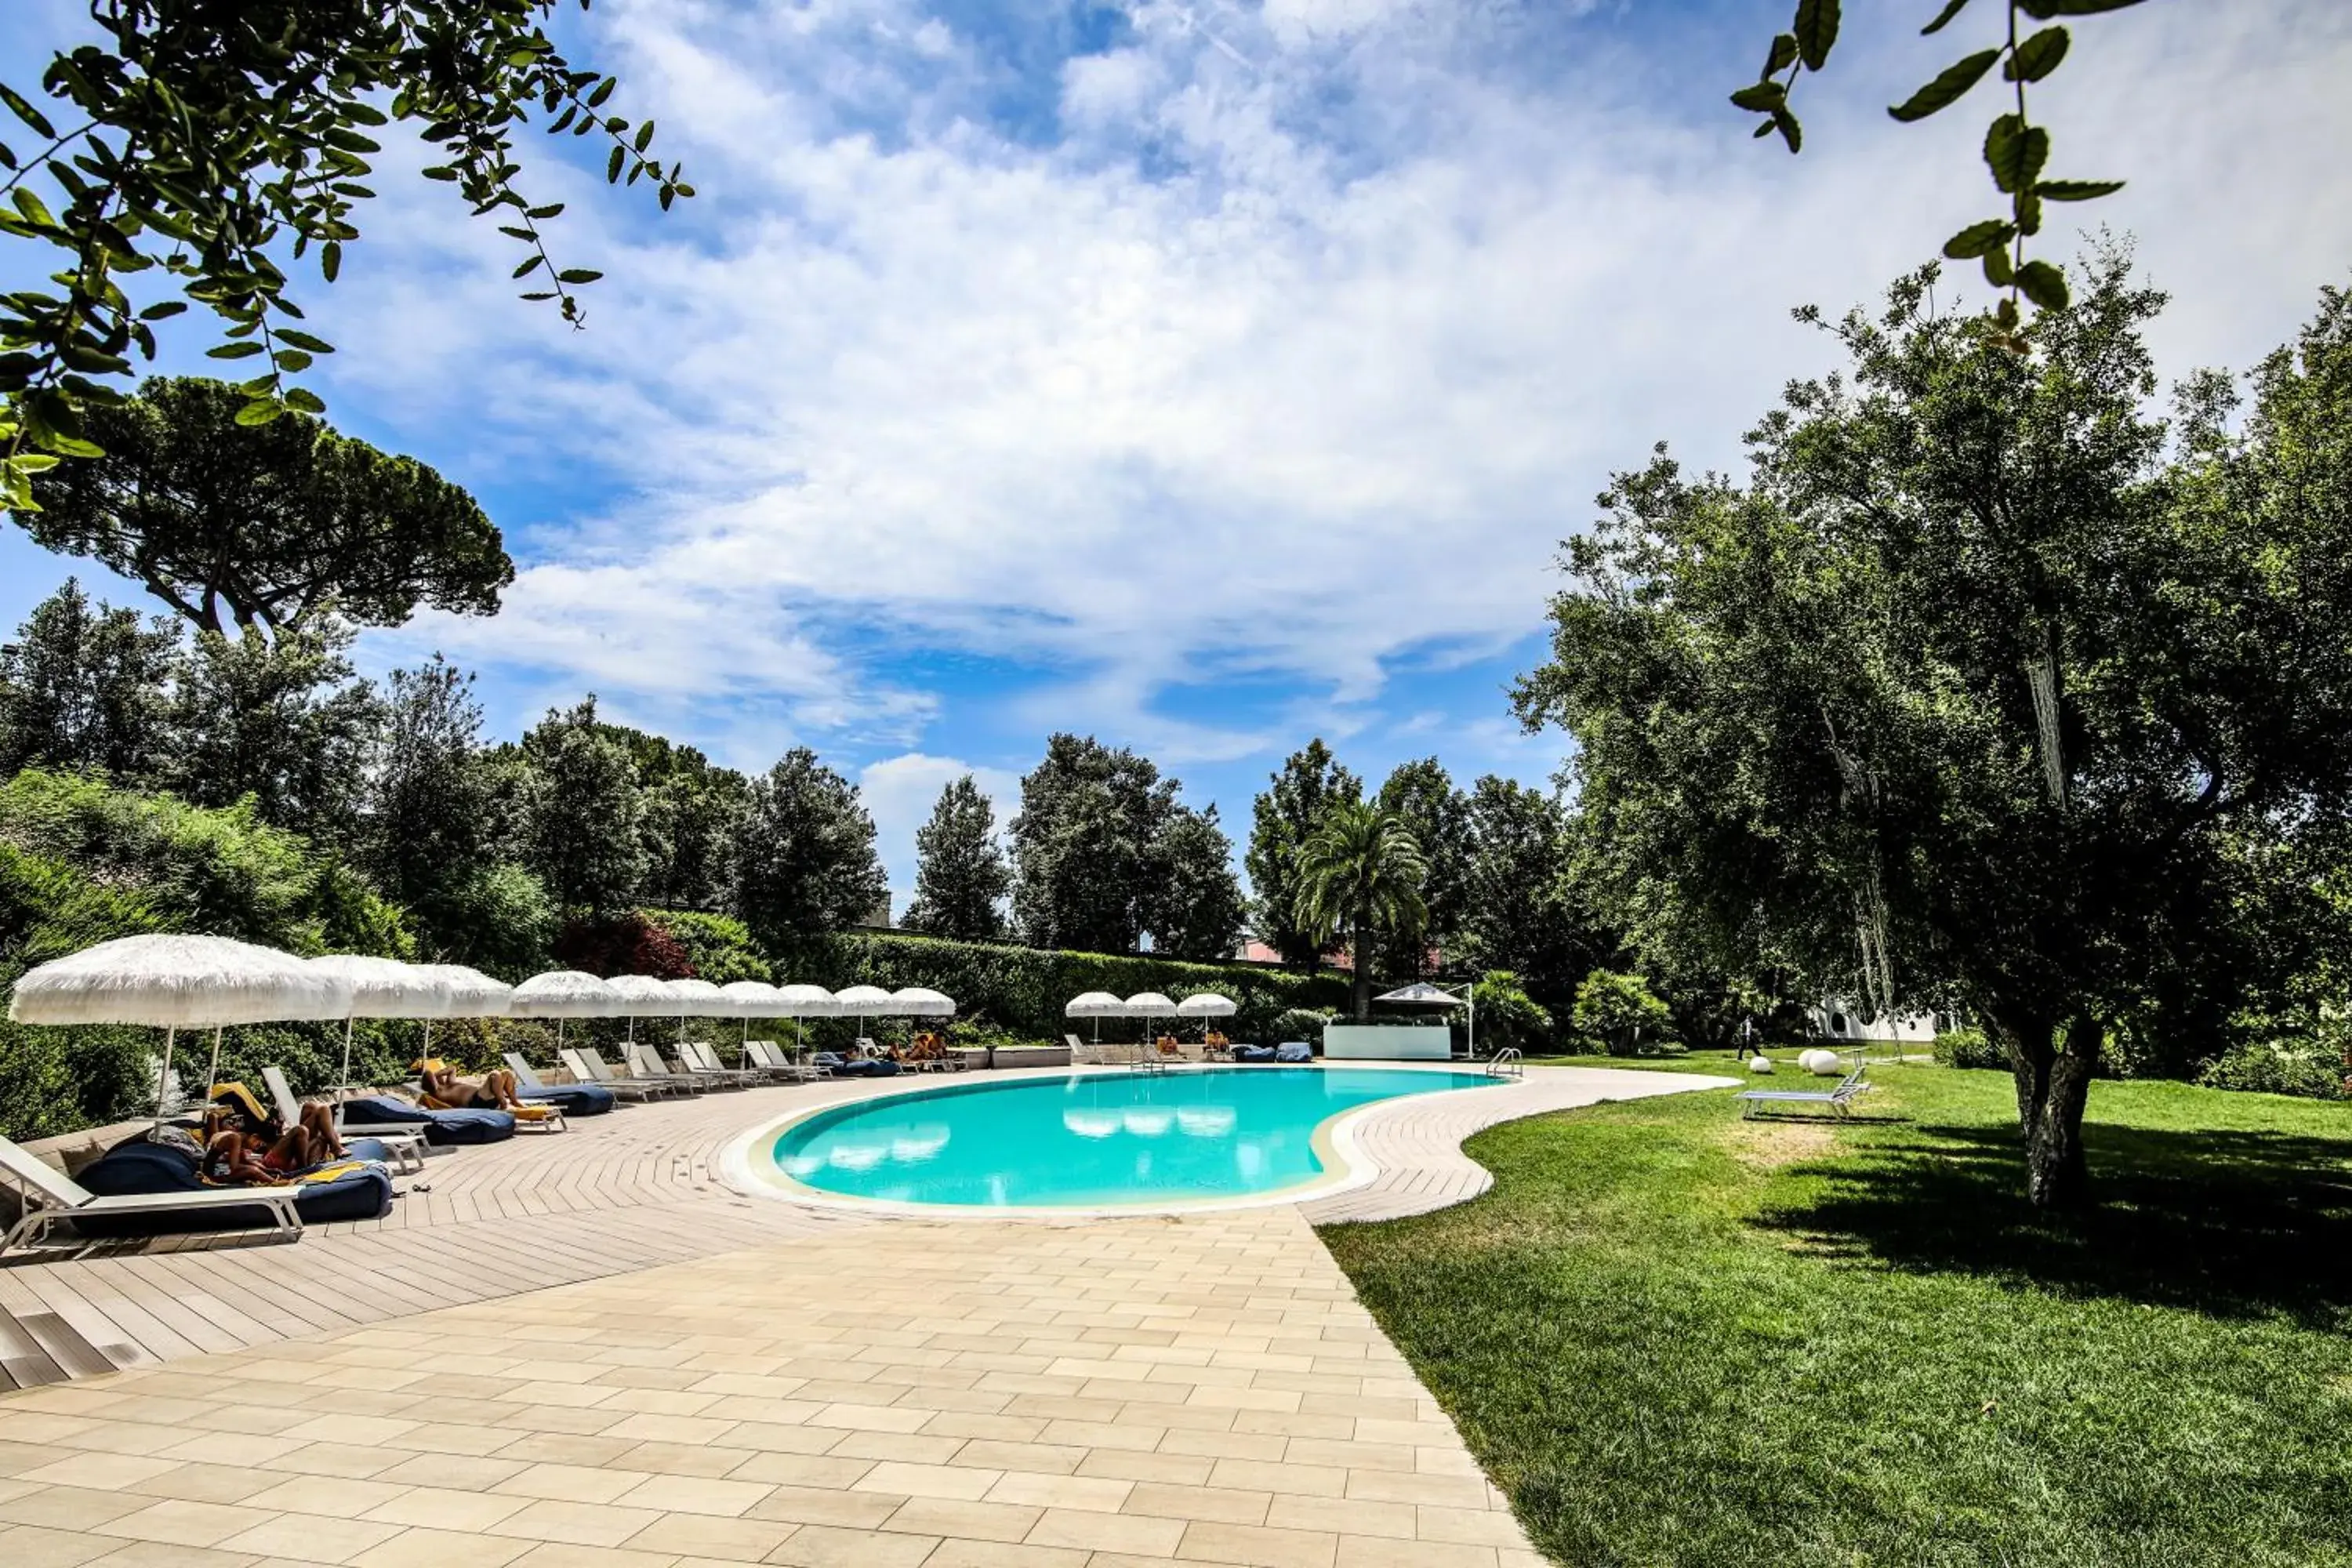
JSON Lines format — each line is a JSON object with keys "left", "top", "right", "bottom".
{"left": 716, "top": 1061, "right": 1523, "bottom": 1220}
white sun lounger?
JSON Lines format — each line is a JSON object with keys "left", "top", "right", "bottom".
{"left": 0, "top": 1134, "right": 302, "bottom": 1257}
{"left": 260, "top": 1066, "right": 428, "bottom": 1171}
{"left": 677, "top": 1040, "right": 765, "bottom": 1087}
{"left": 559, "top": 1047, "right": 670, "bottom": 1100}
{"left": 623, "top": 1043, "right": 713, "bottom": 1094}
{"left": 1737, "top": 1065, "right": 1871, "bottom": 1119}
{"left": 746, "top": 1040, "right": 818, "bottom": 1082}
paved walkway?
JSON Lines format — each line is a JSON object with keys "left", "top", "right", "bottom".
{"left": 0, "top": 1064, "right": 1731, "bottom": 1566}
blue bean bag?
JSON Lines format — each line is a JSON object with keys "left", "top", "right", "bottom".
{"left": 1233, "top": 1044, "right": 1277, "bottom": 1063}
{"left": 341, "top": 1095, "right": 515, "bottom": 1145}
{"left": 1275, "top": 1042, "right": 1314, "bottom": 1063}
{"left": 517, "top": 1083, "right": 615, "bottom": 1116}
{"left": 812, "top": 1053, "right": 900, "bottom": 1078}
{"left": 73, "top": 1133, "right": 394, "bottom": 1235}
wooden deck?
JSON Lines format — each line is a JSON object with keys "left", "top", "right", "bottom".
{"left": 0, "top": 1065, "right": 1730, "bottom": 1392}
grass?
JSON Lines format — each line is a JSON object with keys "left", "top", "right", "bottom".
{"left": 1318, "top": 1055, "right": 2352, "bottom": 1567}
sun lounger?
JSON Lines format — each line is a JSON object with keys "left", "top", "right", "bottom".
{"left": 1, "top": 1133, "right": 303, "bottom": 1256}
{"left": 500, "top": 1054, "right": 618, "bottom": 1115}
{"left": 261, "top": 1067, "right": 428, "bottom": 1171}
{"left": 622, "top": 1043, "right": 712, "bottom": 1094}
{"left": 559, "top": 1047, "right": 669, "bottom": 1100}
{"left": 1737, "top": 1065, "right": 1871, "bottom": 1119}
{"left": 746, "top": 1040, "right": 810, "bottom": 1081}
{"left": 677, "top": 1040, "right": 764, "bottom": 1088}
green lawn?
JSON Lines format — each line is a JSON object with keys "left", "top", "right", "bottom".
{"left": 1319, "top": 1058, "right": 2352, "bottom": 1567}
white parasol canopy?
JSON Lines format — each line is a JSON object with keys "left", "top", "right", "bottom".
{"left": 308, "top": 956, "right": 452, "bottom": 1117}
{"left": 833, "top": 984, "right": 893, "bottom": 1011}
{"left": 9, "top": 935, "right": 354, "bottom": 1126}
{"left": 774, "top": 984, "right": 838, "bottom": 1016}
{"left": 717, "top": 980, "right": 786, "bottom": 1016}
{"left": 1123, "top": 992, "right": 1178, "bottom": 1017}
{"left": 1066, "top": 989, "right": 1125, "bottom": 1044}
{"left": 1175, "top": 993, "right": 1236, "bottom": 1018}
{"left": 606, "top": 973, "right": 677, "bottom": 1042}
{"left": 891, "top": 986, "right": 955, "bottom": 1018}
{"left": 665, "top": 977, "right": 731, "bottom": 1014}
{"left": 509, "top": 971, "right": 619, "bottom": 1018}
{"left": 421, "top": 965, "right": 512, "bottom": 1018}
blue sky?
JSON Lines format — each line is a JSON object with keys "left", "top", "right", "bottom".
{"left": 5, "top": 0, "right": 2350, "bottom": 909}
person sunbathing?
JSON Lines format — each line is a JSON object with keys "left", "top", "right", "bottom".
{"left": 414, "top": 1059, "right": 527, "bottom": 1112}
{"left": 201, "top": 1086, "right": 342, "bottom": 1182}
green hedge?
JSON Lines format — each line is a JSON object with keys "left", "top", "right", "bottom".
{"left": 789, "top": 930, "right": 1353, "bottom": 1050}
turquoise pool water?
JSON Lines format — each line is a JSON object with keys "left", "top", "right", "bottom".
{"left": 769, "top": 1066, "right": 1496, "bottom": 1207}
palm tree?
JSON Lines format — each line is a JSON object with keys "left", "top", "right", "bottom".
{"left": 1294, "top": 801, "right": 1429, "bottom": 1019}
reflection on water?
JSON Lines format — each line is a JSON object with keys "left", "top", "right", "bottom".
{"left": 773, "top": 1066, "right": 1491, "bottom": 1207}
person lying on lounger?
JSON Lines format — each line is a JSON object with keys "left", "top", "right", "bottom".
{"left": 412, "top": 1058, "right": 528, "bottom": 1112}
{"left": 201, "top": 1083, "right": 343, "bottom": 1182}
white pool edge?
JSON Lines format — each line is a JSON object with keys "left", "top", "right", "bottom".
{"left": 716, "top": 1062, "right": 1516, "bottom": 1221}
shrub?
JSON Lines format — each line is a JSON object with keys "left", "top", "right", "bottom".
{"left": 1571, "top": 969, "right": 1675, "bottom": 1055}
{"left": 1472, "top": 971, "right": 1555, "bottom": 1054}
{"left": 1933, "top": 1026, "right": 2005, "bottom": 1069}
{"left": 2197, "top": 1036, "right": 2347, "bottom": 1101}
{"left": 645, "top": 907, "right": 772, "bottom": 985}
{"left": 554, "top": 909, "right": 693, "bottom": 978}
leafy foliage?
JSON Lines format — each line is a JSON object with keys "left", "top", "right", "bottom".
{"left": 1009, "top": 734, "right": 1185, "bottom": 954}
{"left": 902, "top": 774, "right": 1011, "bottom": 942}
{"left": 1244, "top": 739, "right": 1360, "bottom": 971}
{"left": 552, "top": 908, "right": 692, "bottom": 979}
{"left": 1142, "top": 804, "right": 1247, "bottom": 962}
{"left": 1470, "top": 970, "right": 1555, "bottom": 1054}
{"left": 1375, "top": 757, "right": 1472, "bottom": 980}
{"left": 1514, "top": 253, "right": 2352, "bottom": 1203}
{"left": 516, "top": 697, "right": 648, "bottom": 914}
{"left": 643, "top": 907, "right": 772, "bottom": 986}
{"left": 1294, "top": 800, "right": 1429, "bottom": 1019}
{"left": 1731, "top": 0, "right": 2142, "bottom": 342}
{"left": 1570, "top": 968, "right": 1675, "bottom": 1054}
{"left": 730, "top": 747, "right": 887, "bottom": 956}
{"left": 0, "top": 575, "right": 175, "bottom": 779}
{"left": 164, "top": 618, "right": 382, "bottom": 848}
{"left": 22, "top": 379, "right": 511, "bottom": 635}
{"left": 0, "top": 0, "right": 688, "bottom": 513}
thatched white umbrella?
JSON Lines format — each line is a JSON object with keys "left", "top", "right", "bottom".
{"left": 507, "top": 970, "right": 616, "bottom": 1054}
{"left": 410, "top": 964, "right": 511, "bottom": 1060}
{"left": 1065, "top": 989, "right": 1124, "bottom": 1045}
{"left": 891, "top": 986, "right": 955, "bottom": 1018}
{"left": 833, "top": 984, "right": 892, "bottom": 1053}
{"left": 662, "top": 978, "right": 729, "bottom": 1055}
{"left": 1176, "top": 991, "right": 1236, "bottom": 1044}
{"left": 307, "top": 956, "right": 453, "bottom": 1125}
{"left": 605, "top": 974, "right": 675, "bottom": 1044}
{"left": 772, "top": 983, "right": 838, "bottom": 1058}
{"left": 1124, "top": 991, "right": 1179, "bottom": 1047}
{"left": 9, "top": 935, "right": 354, "bottom": 1127}
{"left": 717, "top": 980, "right": 784, "bottom": 1062}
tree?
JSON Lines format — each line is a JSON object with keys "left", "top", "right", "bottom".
{"left": 1514, "top": 254, "right": 2352, "bottom": 1206}
{"left": 0, "top": 579, "right": 176, "bottom": 779}
{"left": 0, "top": 1, "right": 688, "bottom": 511}
{"left": 1009, "top": 734, "right": 1180, "bottom": 953}
{"left": 517, "top": 697, "right": 648, "bottom": 915}
{"left": 1145, "top": 805, "right": 1248, "bottom": 962}
{"left": 1460, "top": 776, "right": 1604, "bottom": 1005}
{"left": 23, "top": 378, "right": 510, "bottom": 636}
{"left": 358, "top": 655, "right": 510, "bottom": 950}
{"left": 1376, "top": 757, "right": 1472, "bottom": 978}
{"left": 1294, "top": 800, "right": 1429, "bottom": 1019}
{"left": 1571, "top": 969, "right": 1675, "bottom": 1055}
{"left": 731, "top": 748, "right": 887, "bottom": 954}
{"left": 1244, "top": 739, "right": 1361, "bottom": 971}
{"left": 1730, "top": 0, "right": 2144, "bottom": 336}
{"left": 903, "top": 775, "right": 1011, "bottom": 942}
{"left": 165, "top": 617, "right": 380, "bottom": 846}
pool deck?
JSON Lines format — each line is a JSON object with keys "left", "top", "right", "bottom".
{"left": 0, "top": 1064, "right": 1730, "bottom": 1566}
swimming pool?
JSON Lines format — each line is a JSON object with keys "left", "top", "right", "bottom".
{"left": 761, "top": 1065, "right": 1497, "bottom": 1209}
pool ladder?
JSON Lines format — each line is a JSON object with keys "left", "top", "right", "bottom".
{"left": 1485, "top": 1047, "right": 1523, "bottom": 1080}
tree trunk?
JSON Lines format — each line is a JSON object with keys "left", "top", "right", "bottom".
{"left": 1991, "top": 1006, "right": 2100, "bottom": 1208}
{"left": 1351, "top": 912, "right": 1372, "bottom": 1020}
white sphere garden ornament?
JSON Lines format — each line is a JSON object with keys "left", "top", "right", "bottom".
{"left": 1748, "top": 1054, "right": 1776, "bottom": 1074}
{"left": 1798, "top": 1048, "right": 1844, "bottom": 1076}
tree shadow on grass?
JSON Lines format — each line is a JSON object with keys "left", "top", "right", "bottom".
{"left": 1752, "top": 1117, "right": 2352, "bottom": 1325}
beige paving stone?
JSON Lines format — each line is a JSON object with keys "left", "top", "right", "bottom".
{"left": 505, "top": 1544, "right": 681, "bottom": 1568}
{"left": 1264, "top": 1494, "right": 1417, "bottom": 1539}
{"left": 215, "top": 1512, "right": 405, "bottom": 1562}
{"left": 347, "top": 1527, "right": 534, "bottom": 1568}
{"left": 493, "top": 1461, "right": 661, "bottom": 1504}
{"left": 741, "top": 1483, "right": 905, "bottom": 1531}
{"left": 1336, "top": 1535, "right": 1501, "bottom": 1568}
{"left": 14, "top": 1453, "right": 183, "bottom": 1491}
{"left": 85, "top": 1543, "right": 261, "bottom": 1568}
{"left": 1174, "top": 1518, "right": 1341, "bottom": 1567}
{"left": 0, "top": 1522, "right": 125, "bottom": 1567}
{"left": 763, "top": 1522, "right": 942, "bottom": 1566}
{"left": 610, "top": 1473, "right": 775, "bottom": 1517}
{"left": 238, "top": 1473, "right": 413, "bottom": 1516}
{"left": 879, "top": 1494, "right": 1044, "bottom": 1543}
{"left": 982, "top": 1470, "right": 1133, "bottom": 1513}
{"left": 488, "top": 1497, "right": 673, "bottom": 1548}
{"left": 619, "top": 1509, "right": 799, "bottom": 1561}
{"left": 361, "top": 1482, "right": 535, "bottom": 1531}
{"left": 922, "top": 1540, "right": 1089, "bottom": 1568}
{"left": 85, "top": 1497, "right": 255, "bottom": 1547}
{"left": 852, "top": 1460, "right": 1001, "bottom": 1501}
{"left": 1022, "top": 1505, "right": 1186, "bottom": 1556}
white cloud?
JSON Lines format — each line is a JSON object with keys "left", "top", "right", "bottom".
{"left": 858, "top": 753, "right": 1022, "bottom": 913}
{"left": 275, "top": 0, "right": 2352, "bottom": 771}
